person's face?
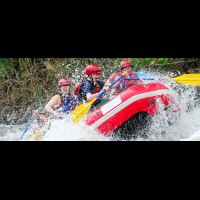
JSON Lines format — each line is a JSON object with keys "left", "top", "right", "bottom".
{"left": 60, "top": 85, "right": 70, "bottom": 94}
{"left": 122, "top": 66, "right": 133, "bottom": 76}
{"left": 93, "top": 74, "right": 100, "bottom": 82}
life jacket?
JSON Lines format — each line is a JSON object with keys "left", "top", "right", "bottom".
{"left": 90, "top": 81, "right": 102, "bottom": 106}
{"left": 74, "top": 80, "right": 103, "bottom": 106}
{"left": 122, "top": 73, "right": 143, "bottom": 90}
{"left": 51, "top": 93, "right": 76, "bottom": 112}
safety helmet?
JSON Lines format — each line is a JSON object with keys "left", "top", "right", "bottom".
{"left": 38, "top": 107, "right": 46, "bottom": 114}
{"left": 58, "top": 78, "right": 71, "bottom": 87}
{"left": 120, "top": 60, "right": 133, "bottom": 69}
{"left": 85, "top": 64, "right": 102, "bottom": 75}
{"left": 109, "top": 72, "right": 122, "bottom": 83}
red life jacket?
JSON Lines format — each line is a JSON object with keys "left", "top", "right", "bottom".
{"left": 74, "top": 83, "right": 82, "bottom": 96}
{"left": 93, "top": 82, "right": 101, "bottom": 94}
{"left": 91, "top": 81, "right": 102, "bottom": 106}
{"left": 124, "top": 73, "right": 143, "bottom": 90}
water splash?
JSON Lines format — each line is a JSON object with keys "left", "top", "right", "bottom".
{"left": 133, "top": 70, "right": 200, "bottom": 141}
{"left": 39, "top": 116, "right": 111, "bottom": 141}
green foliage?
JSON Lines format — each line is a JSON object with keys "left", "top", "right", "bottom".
{"left": 112, "top": 59, "right": 121, "bottom": 69}
{"left": 19, "top": 58, "right": 26, "bottom": 66}
{"left": 0, "top": 58, "right": 13, "bottom": 76}
{"left": 34, "top": 86, "right": 43, "bottom": 105}
{"left": 158, "top": 58, "right": 169, "bottom": 64}
{"left": 128, "top": 58, "right": 170, "bottom": 70}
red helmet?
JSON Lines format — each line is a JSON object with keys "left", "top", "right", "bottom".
{"left": 58, "top": 78, "right": 71, "bottom": 87}
{"left": 109, "top": 72, "right": 122, "bottom": 83}
{"left": 85, "top": 64, "right": 102, "bottom": 75}
{"left": 120, "top": 60, "right": 133, "bottom": 69}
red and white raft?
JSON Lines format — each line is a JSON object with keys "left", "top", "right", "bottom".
{"left": 85, "top": 83, "right": 180, "bottom": 136}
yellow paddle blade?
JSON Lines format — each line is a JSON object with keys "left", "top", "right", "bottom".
{"left": 32, "top": 131, "right": 44, "bottom": 141}
{"left": 71, "top": 98, "right": 97, "bottom": 124}
{"left": 171, "top": 74, "right": 200, "bottom": 86}
{"left": 28, "top": 123, "right": 51, "bottom": 141}
{"left": 28, "top": 130, "right": 44, "bottom": 141}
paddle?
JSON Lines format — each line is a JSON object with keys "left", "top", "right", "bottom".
{"left": 171, "top": 74, "right": 200, "bottom": 86}
{"left": 125, "top": 74, "right": 200, "bottom": 86}
{"left": 71, "top": 72, "right": 126, "bottom": 124}
{"left": 30, "top": 96, "right": 79, "bottom": 141}
{"left": 19, "top": 114, "right": 35, "bottom": 140}
{"left": 124, "top": 78, "right": 162, "bottom": 81}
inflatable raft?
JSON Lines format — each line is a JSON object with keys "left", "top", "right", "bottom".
{"left": 85, "top": 81, "right": 180, "bottom": 138}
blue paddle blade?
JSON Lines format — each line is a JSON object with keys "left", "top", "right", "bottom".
{"left": 134, "top": 72, "right": 154, "bottom": 79}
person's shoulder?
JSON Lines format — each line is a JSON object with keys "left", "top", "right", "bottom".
{"left": 53, "top": 94, "right": 61, "bottom": 98}
{"left": 97, "top": 79, "right": 105, "bottom": 85}
{"left": 83, "top": 81, "right": 92, "bottom": 87}
{"left": 51, "top": 93, "right": 62, "bottom": 101}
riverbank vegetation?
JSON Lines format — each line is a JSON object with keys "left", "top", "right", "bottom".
{"left": 1, "top": 58, "right": 200, "bottom": 112}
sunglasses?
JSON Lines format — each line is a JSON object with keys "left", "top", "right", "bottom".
{"left": 39, "top": 111, "right": 47, "bottom": 115}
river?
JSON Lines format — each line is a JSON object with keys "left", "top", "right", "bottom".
{"left": 1, "top": 72, "right": 200, "bottom": 141}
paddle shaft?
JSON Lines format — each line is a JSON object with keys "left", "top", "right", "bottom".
{"left": 126, "top": 74, "right": 200, "bottom": 85}
{"left": 94, "top": 77, "right": 161, "bottom": 103}
{"left": 62, "top": 96, "right": 79, "bottom": 112}
{"left": 96, "top": 74, "right": 126, "bottom": 99}
{"left": 124, "top": 78, "right": 162, "bottom": 81}
{"left": 90, "top": 75, "right": 160, "bottom": 107}
{"left": 19, "top": 114, "right": 35, "bottom": 140}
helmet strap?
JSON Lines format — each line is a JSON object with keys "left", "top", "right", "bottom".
{"left": 87, "top": 75, "right": 93, "bottom": 83}
{"left": 91, "top": 75, "right": 97, "bottom": 85}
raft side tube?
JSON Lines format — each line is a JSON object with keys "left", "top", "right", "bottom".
{"left": 85, "top": 83, "right": 179, "bottom": 136}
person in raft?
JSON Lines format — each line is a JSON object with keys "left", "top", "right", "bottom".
{"left": 109, "top": 59, "right": 169, "bottom": 94}
{"left": 107, "top": 60, "right": 143, "bottom": 93}
{"left": 31, "top": 107, "right": 48, "bottom": 134}
{"left": 80, "top": 64, "right": 110, "bottom": 109}
{"left": 108, "top": 72, "right": 123, "bottom": 100}
{"left": 44, "top": 78, "right": 76, "bottom": 118}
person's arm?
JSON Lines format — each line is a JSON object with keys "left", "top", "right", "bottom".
{"left": 104, "top": 73, "right": 128, "bottom": 88}
{"left": 33, "top": 110, "right": 40, "bottom": 117}
{"left": 104, "top": 80, "right": 121, "bottom": 88}
{"left": 86, "top": 93, "right": 100, "bottom": 102}
{"left": 45, "top": 95, "right": 61, "bottom": 117}
{"left": 162, "top": 77, "right": 170, "bottom": 81}
{"left": 86, "top": 86, "right": 110, "bottom": 102}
